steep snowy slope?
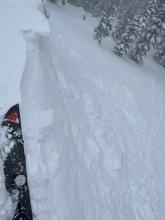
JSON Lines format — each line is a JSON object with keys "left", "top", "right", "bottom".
{"left": 1, "top": 1, "right": 165, "bottom": 220}
{"left": 20, "top": 2, "right": 165, "bottom": 220}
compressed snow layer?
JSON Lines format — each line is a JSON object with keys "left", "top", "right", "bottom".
{"left": 0, "top": 0, "right": 49, "bottom": 107}
{"left": 20, "top": 2, "right": 165, "bottom": 220}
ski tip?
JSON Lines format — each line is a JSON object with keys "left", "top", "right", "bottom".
{"left": 3, "top": 104, "right": 20, "bottom": 125}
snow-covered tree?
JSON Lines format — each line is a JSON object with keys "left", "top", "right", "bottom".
{"left": 93, "top": 11, "right": 112, "bottom": 44}
{"left": 112, "top": 6, "right": 132, "bottom": 43}
{"left": 93, "top": 4, "right": 103, "bottom": 17}
{"left": 68, "top": 0, "right": 106, "bottom": 13}
{"left": 153, "top": 31, "right": 165, "bottom": 67}
{"left": 93, "top": 0, "right": 122, "bottom": 44}
{"left": 130, "top": 0, "right": 164, "bottom": 63}
{"left": 112, "top": 0, "right": 152, "bottom": 56}
{"left": 113, "top": 5, "right": 138, "bottom": 56}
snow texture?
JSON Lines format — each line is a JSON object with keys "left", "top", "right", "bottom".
{"left": 1, "top": 1, "right": 165, "bottom": 220}
{"left": 0, "top": 0, "right": 49, "bottom": 107}
{"left": 0, "top": 0, "right": 49, "bottom": 219}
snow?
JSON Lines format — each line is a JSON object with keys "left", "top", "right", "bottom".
{"left": 8, "top": 0, "right": 42, "bottom": 9}
{"left": 0, "top": 0, "right": 49, "bottom": 219}
{"left": 1, "top": 1, "right": 165, "bottom": 220}
{"left": 0, "top": 0, "right": 49, "bottom": 108}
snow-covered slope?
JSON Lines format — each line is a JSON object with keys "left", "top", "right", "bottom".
{"left": 20, "top": 2, "right": 165, "bottom": 220}
{"left": 1, "top": 1, "right": 165, "bottom": 220}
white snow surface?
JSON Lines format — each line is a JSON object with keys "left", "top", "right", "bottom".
{"left": 1, "top": 1, "right": 165, "bottom": 220}
{"left": 8, "top": 0, "right": 42, "bottom": 9}
{"left": 0, "top": 0, "right": 49, "bottom": 108}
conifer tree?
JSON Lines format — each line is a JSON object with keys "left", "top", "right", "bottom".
{"left": 93, "top": 11, "right": 112, "bottom": 44}
{"left": 93, "top": 4, "right": 103, "bottom": 17}
{"left": 93, "top": 0, "right": 121, "bottom": 44}
{"left": 153, "top": 31, "right": 165, "bottom": 67}
{"left": 112, "top": 6, "right": 132, "bottom": 43}
{"left": 113, "top": 6, "right": 138, "bottom": 56}
{"left": 112, "top": 0, "right": 152, "bottom": 56}
{"left": 130, "top": 0, "right": 165, "bottom": 63}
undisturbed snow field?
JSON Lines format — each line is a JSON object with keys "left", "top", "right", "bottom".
{"left": 1, "top": 1, "right": 165, "bottom": 220}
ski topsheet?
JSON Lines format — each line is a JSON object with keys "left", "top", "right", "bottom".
{"left": 1, "top": 104, "right": 33, "bottom": 220}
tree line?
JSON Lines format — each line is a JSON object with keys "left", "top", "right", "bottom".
{"left": 50, "top": 0, "right": 165, "bottom": 68}
{"left": 94, "top": 0, "right": 165, "bottom": 67}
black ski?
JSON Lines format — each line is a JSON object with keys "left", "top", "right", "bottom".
{"left": 1, "top": 104, "right": 33, "bottom": 220}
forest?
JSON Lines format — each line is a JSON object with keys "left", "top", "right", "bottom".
{"left": 50, "top": 0, "right": 165, "bottom": 68}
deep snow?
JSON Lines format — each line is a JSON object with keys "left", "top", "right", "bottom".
{"left": 1, "top": 1, "right": 165, "bottom": 220}
{"left": 0, "top": 0, "right": 49, "bottom": 108}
